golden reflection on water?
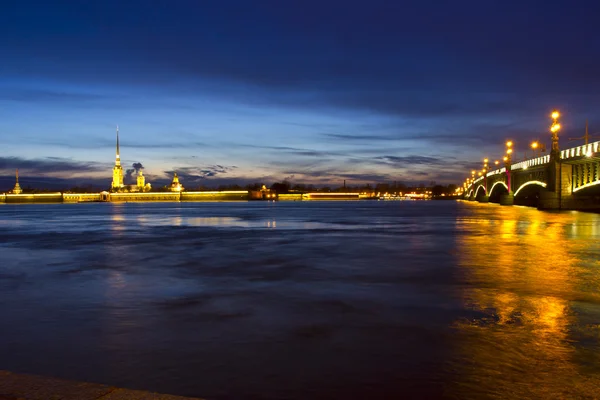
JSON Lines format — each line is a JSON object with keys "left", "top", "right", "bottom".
{"left": 110, "top": 210, "right": 125, "bottom": 233}
{"left": 452, "top": 205, "right": 600, "bottom": 398}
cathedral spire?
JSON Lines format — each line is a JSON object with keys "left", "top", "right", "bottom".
{"left": 12, "top": 169, "right": 22, "bottom": 194}
{"left": 116, "top": 125, "right": 121, "bottom": 164}
{"left": 111, "top": 126, "right": 124, "bottom": 191}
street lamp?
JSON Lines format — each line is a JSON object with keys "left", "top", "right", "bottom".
{"left": 504, "top": 139, "right": 513, "bottom": 194}
{"left": 482, "top": 158, "right": 489, "bottom": 194}
{"left": 531, "top": 141, "right": 539, "bottom": 158}
{"left": 550, "top": 109, "right": 561, "bottom": 153}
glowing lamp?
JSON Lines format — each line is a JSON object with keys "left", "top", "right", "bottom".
{"left": 506, "top": 141, "right": 513, "bottom": 147}
{"left": 551, "top": 111, "right": 560, "bottom": 119}
{"left": 507, "top": 148, "right": 513, "bottom": 154}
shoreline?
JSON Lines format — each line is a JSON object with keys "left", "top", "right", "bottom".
{"left": 0, "top": 370, "right": 202, "bottom": 400}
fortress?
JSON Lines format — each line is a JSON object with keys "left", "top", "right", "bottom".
{"left": 1, "top": 127, "right": 377, "bottom": 204}
{"left": 2, "top": 127, "right": 261, "bottom": 203}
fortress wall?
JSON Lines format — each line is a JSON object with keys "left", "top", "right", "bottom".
{"left": 181, "top": 191, "right": 249, "bottom": 201}
{"left": 4, "top": 193, "right": 63, "bottom": 203}
{"left": 110, "top": 192, "right": 181, "bottom": 202}
{"left": 278, "top": 193, "right": 303, "bottom": 201}
{"left": 305, "top": 193, "right": 360, "bottom": 200}
{"left": 63, "top": 193, "right": 103, "bottom": 202}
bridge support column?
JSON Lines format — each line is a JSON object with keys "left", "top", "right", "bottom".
{"left": 538, "top": 191, "right": 560, "bottom": 210}
{"left": 499, "top": 194, "right": 514, "bottom": 206}
{"left": 478, "top": 195, "right": 489, "bottom": 203}
{"left": 539, "top": 162, "right": 573, "bottom": 210}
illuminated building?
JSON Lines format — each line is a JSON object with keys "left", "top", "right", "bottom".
{"left": 12, "top": 169, "right": 22, "bottom": 194}
{"left": 169, "top": 172, "right": 184, "bottom": 192}
{"left": 136, "top": 170, "right": 151, "bottom": 191}
{"left": 111, "top": 126, "right": 124, "bottom": 191}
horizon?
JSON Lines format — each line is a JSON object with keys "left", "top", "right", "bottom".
{"left": 2, "top": 0, "right": 600, "bottom": 189}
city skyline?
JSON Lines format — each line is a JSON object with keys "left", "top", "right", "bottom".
{"left": 2, "top": 0, "right": 600, "bottom": 190}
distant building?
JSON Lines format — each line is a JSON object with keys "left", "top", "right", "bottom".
{"left": 169, "top": 172, "right": 184, "bottom": 192}
{"left": 12, "top": 169, "right": 22, "bottom": 194}
{"left": 111, "top": 126, "right": 124, "bottom": 191}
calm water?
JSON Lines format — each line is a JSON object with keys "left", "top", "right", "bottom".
{"left": 1, "top": 201, "right": 600, "bottom": 399}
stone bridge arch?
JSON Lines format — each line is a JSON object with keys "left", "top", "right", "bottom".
{"left": 513, "top": 181, "right": 547, "bottom": 207}
{"left": 474, "top": 184, "right": 486, "bottom": 200}
{"left": 488, "top": 181, "right": 508, "bottom": 203}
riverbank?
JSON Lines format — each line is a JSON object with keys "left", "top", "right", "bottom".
{"left": 0, "top": 370, "right": 202, "bottom": 400}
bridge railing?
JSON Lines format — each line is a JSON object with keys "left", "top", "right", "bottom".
{"left": 486, "top": 167, "right": 506, "bottom": 177}
{"left": 511, "top": 154, "right": 551, "bottom": 171}
{"left": 561, "top": 141, "right": 600, "bottom": 160}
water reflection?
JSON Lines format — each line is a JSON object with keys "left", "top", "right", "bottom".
{"left": 1, "top": 202, "right": 600, "bottom": 399}
{"left": 452, "top": 207, "right": 600, "bottom": 398}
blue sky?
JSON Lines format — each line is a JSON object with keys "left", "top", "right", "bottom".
{"left": 1, "top": 0, "right": 600, "bottom": 189}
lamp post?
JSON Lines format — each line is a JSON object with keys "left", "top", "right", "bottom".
{"left": 505, "top": 141, "right": 513, "bottom": 194}
{"left": 531, "top": 141, "right": 538, "bottom": 158}
{"left": 550, "top": 110, "right": 561, "bottom": 155}
{"left": 483, "top": 158, "right": 489, "bottom": 194}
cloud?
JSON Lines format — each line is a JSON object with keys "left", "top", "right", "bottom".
{"left": 0, "top": 156, "right": 108, "bottom": 175}
{"left": 375, "top": 155, "right": 447, "bottom": 166}
{"left": 157, "top": 165, "right": 238, "bottom": 188}
{"left": 125, "top": 162, "right": 145, "bottom": 182}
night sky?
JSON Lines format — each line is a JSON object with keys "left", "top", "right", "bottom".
{"left": 1, "top": 0, "right": 600, "bottom": 189}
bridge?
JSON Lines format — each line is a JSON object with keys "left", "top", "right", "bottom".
{"left": 464, "top": 139, "right": 600, "bottom": 210}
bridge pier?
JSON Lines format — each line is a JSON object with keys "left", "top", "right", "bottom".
{"left": 538, "top": 191, "right": 560, "bottom": 210}
{"left": 499, "top": 194, "right": 514, "bottom": 206}
{"left": 539, "top": 162, "right": 573, "bottom": 210}
{"left": 478, "top": 195, "right": 489, "bottom": 203}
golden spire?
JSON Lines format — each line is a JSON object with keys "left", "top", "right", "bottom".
{"left": 115, "top": 125, "right": 121, "bottom": 165}
{"left": 12, "top": 169, "right": 23, "bottom": 194}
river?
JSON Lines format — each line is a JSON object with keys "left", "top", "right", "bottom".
{"left": 0, "top": 201, "right": 599, "bottom": 399}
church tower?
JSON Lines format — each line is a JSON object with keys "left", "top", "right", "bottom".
{"left": 169, "top": 172, "right": 184, "bottom": 192}
{"left": 137, "top": 169, "right": 145, "bottom": 189}
{"left": 111, "top": 126, "right": 124, "bottom": 191}
{"left": 12, "top": 169, "right": 23, "bottom": 194}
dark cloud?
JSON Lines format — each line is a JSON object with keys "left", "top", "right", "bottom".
{"left": 125, "top": 162, "right": 145, "bottom": 182}
{"left": 158, "top": 165, "right": 238, "bottom": 188}
{"left": 375, "top": 156, "right": 447, "bottom": 167}
{"left": 0, "top": 156, "right": 108, "bottom": 175}
{"left": 0, "top": 175, "right": 108, "bottom": 192}
{"left": 0, "top": 88, "right": 109, "bottom": 103}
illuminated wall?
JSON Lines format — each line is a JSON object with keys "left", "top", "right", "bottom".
{"left": 4, "top": 193, "right": 63, "bottom": 203}
{"left": 181, "top": 191, "right": 249, "bottom": 201}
